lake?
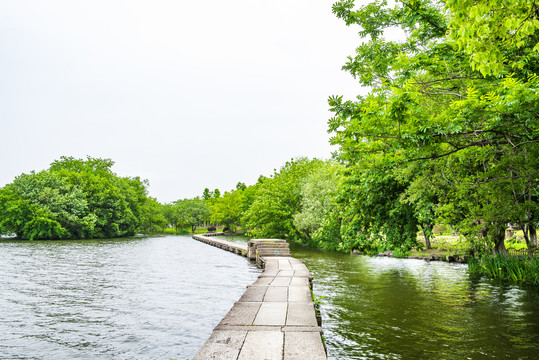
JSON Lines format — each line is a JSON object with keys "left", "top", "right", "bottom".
{"left": 0, "top": 235, "right": 259, "bottom": 359}
{"left": 290, "top": 244, "right": 539, "bottom": 360}
{"left": 2, "top": 235, "right": 539, "bottom": 359}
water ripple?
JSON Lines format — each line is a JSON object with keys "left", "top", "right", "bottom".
{"left": 0, "top": 236, "right": 260, "bottom": 359}
{"left": 291, "top": 245, "right": 539, "bottom": 360}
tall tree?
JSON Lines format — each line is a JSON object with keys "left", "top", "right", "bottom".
{"left": 293, "top": 161, "right": 344, "bottom": 249}
{"left": 328, "top": 0, "right": 539, "bottom": 252}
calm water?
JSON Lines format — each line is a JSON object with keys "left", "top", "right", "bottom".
{"left": 290, "top": 244, "right": 539, "bottom": 360}
{"left": 0, "top": 235, "right": 260, "bottom": 360}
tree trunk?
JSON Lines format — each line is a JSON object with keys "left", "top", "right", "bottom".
{"left": 529, "top": 224, "right": 537, "bottom": 248}
{"left": 523, "top": 224, "right": 538, "bottom": 254}
{"left": 295, "top": 230, "right": 311, "bottom": 243}
{"left": 421, "top": 223, "right": 433, "bottom": 249}
{"left": 493, "top": 225, "right": 507, "bottom": 254}
{"left": 424, "top": 234, "right": 431, "bottom": 250}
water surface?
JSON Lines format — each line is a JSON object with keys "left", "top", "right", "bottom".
{"left": 291, "top": 244, "right": 539, "bottom": 360}
{"left": 0, "top": 235, "right": 260, "bottom": 359}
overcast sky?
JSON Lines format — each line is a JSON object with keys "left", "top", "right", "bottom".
{"left": 0, "top": 0, "right": 366, "bottom": 203}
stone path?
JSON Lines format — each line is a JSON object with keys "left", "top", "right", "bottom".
{"left": 192, "top": 234, "right": 247, "bottom": 256}
{"left": 192, "top": 256, "right": 326, "bottom": 360}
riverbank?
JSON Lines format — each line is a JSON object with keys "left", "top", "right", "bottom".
{"left": 355, "top": 234, "right": 536, "bottom": 265}
{"left": 364, "top": 248, "right": 469, "bottom": 263}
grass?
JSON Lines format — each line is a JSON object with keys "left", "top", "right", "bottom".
{"left": 468, "top": 254, "right": 539, "bottom": 285}
{"left": 408, "top": 231, "right": 539, "bottom": 285}
{"left": 411, "top": 230, "right": 532, "bottom": 259}
{"left": 409, "top": 234, "right": 466, "bottom": 259}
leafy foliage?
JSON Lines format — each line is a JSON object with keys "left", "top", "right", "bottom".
{"left": 328, "top": 0, "right": 539, "bottom": 253}
{"left": 174, "top": 198, "right": 210, "bottom": 233}
{"left": 468, "top": 254, "right": 539, "bottom": 285}
{"left": 0, "top": 156, "right": 162, "bottom": 240}
{"left": 210, "top": 189, "right": 245, "bottom": 230}
{"left": 293, "top": 161, "right": 345, "bottom": 248}
{"left": 243, "top": 158, "right": 325, "bottom": 242}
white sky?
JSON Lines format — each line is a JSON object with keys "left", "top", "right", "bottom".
{"left": 0, "top": 0, "right": 366, "bottom": 203}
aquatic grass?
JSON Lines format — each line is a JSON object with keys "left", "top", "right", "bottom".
{"left": 468, "top": 253, "right": 539, "bottom": 285}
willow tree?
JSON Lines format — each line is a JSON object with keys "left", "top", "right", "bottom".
{"left": 328, "top": 0, "right": 539, "bottom": 253}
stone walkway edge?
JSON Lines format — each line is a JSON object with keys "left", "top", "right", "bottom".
{"left": 191, "top": 234, "right": 327, "bottom": 360}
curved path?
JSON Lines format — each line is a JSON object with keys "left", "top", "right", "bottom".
{"left": 191, "top": 234, "right": 326, "bottom": 360}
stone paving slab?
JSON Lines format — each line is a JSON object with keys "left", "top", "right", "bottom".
{"left": 215, "top": 325, "right": 282, "bottom": 332}
{"left": 264, "top": 259, "right": 279, "bottom": 270}
{"left": 286, "top": 303, "right": 318, "bottom": 327}
{"left": 277, "top": 259, "right": 293, "bottom": 270}
{"left": 192, "top": 330, "right": 247, "bottom": 360}
{"left": 293, "top": 270, "right": 312, "bottom": 278}
{"left": 281, "top": 325, "right": 323, "bottom": 332}
{"left": 277, "top": 270, "right": 295, "bottom": 277}
{"left": 288, "top": 285, "right": 313, "bottom": 302}
{"left": 253, "top": 302, "right": 288, "bottom": 326}
{"left": 259, "top": 269, "right": 279, "bottom": 277}
{"left": 291, "top": 263, "right": 308, "bottom": 271}
{"left": 215, "top": 325, "right": 323, "bottom": 332}
{"left": 270, "top": 276, "right": 292, "bottom": 286}
{"left": 251, "top": 276, "right": 273, "bottom": 286}
{"left": 237, "top": 331, "right": 283, "bottom": 360}
{"left": 284, "top": 331, "right": 327, "bottom": 360}
{"left": 239, "top": 286, "right": 267, "bottom": 302}
{"left": 290, "top": 276, "right": 310, "bottom": 286}
{"left": 263, "top": 286, "right": 288, "bottom": 302}
{"left": 219, "top": 302, "right": 261, "bottom": 326}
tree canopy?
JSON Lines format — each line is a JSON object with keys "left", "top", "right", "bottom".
{"left": 0, "top": 156, "right": 162, "bottom": 240}
{"left": 328, "top": 0, "right": 539, "bottom": 253}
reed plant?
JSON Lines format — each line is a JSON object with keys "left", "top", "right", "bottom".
{"left": 468, "top": 254, "right": 539, "bottom": 285}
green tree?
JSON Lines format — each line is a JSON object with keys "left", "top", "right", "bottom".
{"left": 175, "top": 198, "right": 210, "bottom": 233}
{"left": 0, "top": 156, "right": 153, "bottom": 240}
{"left": 339, "top": 169, "right": 421, "bottom": 253}
{"left": 293, "top": 161, "right": 344, "bottom": 248}
{"left": 162, "top": 203, "right": 182, "bottom": 230}
{"left": 202, "top": 188, "right": 212, "bottom": 201}
{"left": 210, "top": 190, "right": 244, "bottom": 231}
{"left": 328, "top": 0, "right": 539, "bottom": 253}
{"left": 243, "top": 158, "right": 323, "bottom": 242}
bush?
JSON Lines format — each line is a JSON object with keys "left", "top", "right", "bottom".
{"left": 393, "top": 247, "right": 411, "bottom": 258}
